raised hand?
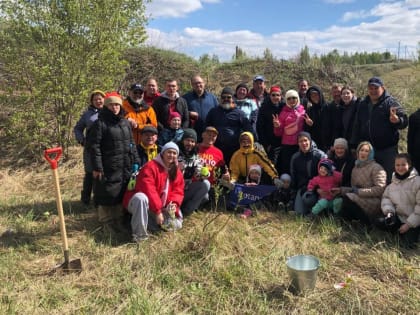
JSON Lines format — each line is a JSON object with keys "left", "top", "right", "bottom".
{"left": 389, "top": 107, "right": 399, "bottom": 123}
{"left": 272, "top": 114, "right": 280, "bottom": 128}
{"left": 303, "top": 113, "right": 313, "bottom": 126}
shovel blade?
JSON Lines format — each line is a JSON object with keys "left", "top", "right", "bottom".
{"left": 52, "top": 259, "right": 82, "bottom": 275}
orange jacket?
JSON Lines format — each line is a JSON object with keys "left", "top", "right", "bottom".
{"left": 122, "top": 98, "right": 158, "bottom": 145}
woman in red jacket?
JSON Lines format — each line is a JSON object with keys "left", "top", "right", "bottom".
{"left": 123, "top": 142, "right": 185, "bottom": 242}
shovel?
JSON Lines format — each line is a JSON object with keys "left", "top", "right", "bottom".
{"left": 44, "top": 147, "right": 82, "bottom": 274}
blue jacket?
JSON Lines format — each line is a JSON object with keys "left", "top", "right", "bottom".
{"left": 206, "top": 106, "right": 254, "bottom": 163}
{"left": 352, "top": 91, "right": 407, "bottom": 150}
{"left": 183, "top": 90, "right": 218, "bottom": 138}
{"left": 73, "top": 106, "right": 100, "bottom": 144}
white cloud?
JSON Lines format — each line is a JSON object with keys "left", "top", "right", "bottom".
{"left": 145, "top": 1, "right": 420, "bottom": 61}
{"left": 146, "top": 0, "right": 220, "bottom": 18}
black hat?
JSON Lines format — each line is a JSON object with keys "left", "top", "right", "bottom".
{"left": 182, "top": 128, "right": 197, "bottom": 142}
{"left": 141, "top": 125, "right": 158, "bottom": 134}
{"left": 368, "top": 77, "right": 384, "bottom": 87}
{"left": 221, "top": 87, "right": 234, "bottom": 96}
{"left": 130, "top": 83, "right": 144, "bottom": 91}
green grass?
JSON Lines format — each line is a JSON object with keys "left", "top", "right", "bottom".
{"left": 0, "top": 158, "right": 419, "bottom": 314}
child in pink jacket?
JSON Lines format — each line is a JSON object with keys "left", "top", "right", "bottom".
{"left": 307, "top": 159, "right": 343, "bottom": 215}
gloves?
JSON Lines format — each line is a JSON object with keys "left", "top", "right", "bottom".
{"left": 273, "top": 178, "right": 283, "bottom": 189}
{"left": 132, "top": 163, "right": 139, "bottom": 173}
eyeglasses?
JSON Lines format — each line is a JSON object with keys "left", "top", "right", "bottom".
{"left": 271, "top": 94, "right": 281, "bottom": 97}
{"left": 221, "top": 95, "right": 232, "bottom": 100}
{"left": 287, "top": 97, "right": 298, "bottom": 100}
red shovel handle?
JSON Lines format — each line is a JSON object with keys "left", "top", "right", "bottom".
{"left": 44, "top": 147, "right": 62, "bottom": 170}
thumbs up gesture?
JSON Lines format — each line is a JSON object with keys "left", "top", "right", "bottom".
{"left": 389, "top": 107, "right": 399, "bottom": 124}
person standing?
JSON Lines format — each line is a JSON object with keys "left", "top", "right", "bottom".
{"left": 143, "top": 78, "right": 161, "bottom": 107}
{"left": 234, "top": 83, "right": 258, "bottom": 136}
{"left": 122, "top": 83, "right": 158, "bottom": 146}
{"left": 88, "top": 92, "right": 139, "bottom": 232}
{"left": 183, "top": 75, "right": 218, "bottom": 140}
{"left": 74, "top": 90, "right": 105, "bottom": 206}
{"left": 205, "top": 87, "right": 254, "bottom": 165}
{"left": 153, "top": 79, "right": 189, "bottom": 131}
{"left": 297, "top": 79, "right": 309, "bottom": 109}
{"left": 407, "top": 108, "right": 420, "bottom": 172}
{"left": 352, "top": 77, "right": 408, "bottom": 183}
{"left": 247, "top": 75, "right": 269, "bottom": 107}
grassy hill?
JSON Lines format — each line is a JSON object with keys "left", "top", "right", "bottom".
{"left": 0, "top": 53, "right": 419, "bottom": 314}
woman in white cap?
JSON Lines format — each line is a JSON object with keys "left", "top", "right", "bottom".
{"left": 123, "top": 142, "right": 184, "bottom": 242}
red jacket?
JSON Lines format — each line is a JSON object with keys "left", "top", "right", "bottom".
{"left": 307, "top": 170, "right": 342, "bottom": 201}
{"left": 123, "top": 156, "right": 184, "bottom": 216}
{"left": 273, "top": 104, "right": 305, "bottom": 145}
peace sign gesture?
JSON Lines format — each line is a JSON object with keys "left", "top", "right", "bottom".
{"left": 389, "top": 107, "right": 399, "bottom": 124}
{"left": 303, "top": 113, "right": 313, "bottom": 126}
{"left": 272, "top": 114, "right": 280, "bottom": 128}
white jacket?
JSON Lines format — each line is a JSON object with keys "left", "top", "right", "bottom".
{"left": 381, "top": 169, "right": 420, "bottom": 228}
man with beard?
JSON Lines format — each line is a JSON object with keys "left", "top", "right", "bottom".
{"left": 122, "top": 83, "right": 158, "bottom": 145}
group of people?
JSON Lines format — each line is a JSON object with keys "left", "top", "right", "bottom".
{"left": 73, "top": 74, "right": 420, "bottom": 248}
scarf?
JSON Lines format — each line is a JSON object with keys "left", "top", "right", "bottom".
{"left": 394, "top": 167, "right": 413, "bottom": 181}
{"left": 140, "top": 143, "right": 158, "bottom": 161}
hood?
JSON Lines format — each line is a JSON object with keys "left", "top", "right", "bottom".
{"left": 161, "top": 91, "right": 180, "bottom": 100}
{"left": 391, "top": 167, "right": 418, "bottom": 183}
{"left": 306, "top": 85, "right": 325, "bottom": 106}
{"left": 239, "top": 131, "right": 254, "bottom": 154}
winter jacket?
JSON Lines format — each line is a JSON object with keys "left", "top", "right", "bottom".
{"left": 256, "top": 98, "right": 285, "bottom": 150}
{"left": 352, "top": 90, "right": 408, "bottom": 150}
{"left": 205, "top": 105, "right": 254, "bottom": 164}
{"left": 73, "top": 105, "right": 100, "bottom": 145}
{"left": 304, "top": 86, "right": 333, "bottom": 152}
{"left": 229, "top": 132, "right": 278, "bottom": 183}
{"left": 328, "top": 151, "right": 355, "bottom": 187}
{"left": 235, "top": 98, "right": 258, "bottom": 137}
{"left": 290, "top": 144, "right": 327, "bottom": 191}
{"left": 122, "top": 98, "right": 158, "bottom": 145}
{"left": 144, "top": 92, "right": 161, "bottom": 107}
{"left": 345, "top": 160, "right": 387, "bottom": 218}
{"left": 307, "top": 171, "right": 342, "bottom": 200}
{"left": 408, "top": 109, "right": 420, "bottom": 161}
{"left": 158, "top": 127, "right": 184, "bottom": 146}
{"left": 123, "top": 155, "right": 184, "bottom": 217}
{"left": 152, "top": 92, "right": 189, "bottom": 130}
{"left": 331, "top": 98, "right": 360, "bottom": 149}
{"left": 273, "top": 104, "right": 305, "bottom": 145}
{"left": 88, "top": 107, "right": 139, "bottom": 205}
{"left": 381, "top": 169, "right": 420, "bottom": 228}
{"left": 183, "top": 90, "right": 218, "bottom": 138}
{"left": 247, "top": 89, "right": 269, "bottom": 108}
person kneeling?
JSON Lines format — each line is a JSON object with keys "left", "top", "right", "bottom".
{"left": 123, "top": 142, "right": 184, "bottom": 242}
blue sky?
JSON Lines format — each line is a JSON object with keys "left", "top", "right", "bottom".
{"left": 144, "top": 0, "right": 420, "bottom": 61}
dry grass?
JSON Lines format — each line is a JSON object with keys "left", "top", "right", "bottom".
{"left": 0, "top": 147, "right": 419, "bottom": 314}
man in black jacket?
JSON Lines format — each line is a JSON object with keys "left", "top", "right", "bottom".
{"left": 352, "top": 77, "right": 408, "bottom": 183}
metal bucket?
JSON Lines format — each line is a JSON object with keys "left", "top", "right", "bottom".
{"left": 286, "top": 254, "right": 320, "bottom": 294}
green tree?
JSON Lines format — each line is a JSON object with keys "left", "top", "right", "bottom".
{"left": 298, "top": 45, "right": 311, "bottom": 65}
{"left": 0, "top": 0, "right": 149, "bottom": 156}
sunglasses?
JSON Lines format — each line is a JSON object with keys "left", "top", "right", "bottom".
{"left": 287, "top": 97, "right": 298, "bottom": 100}
{"left": 271, "top": 93, "right": 281, "bottom": 97}
{"left": 133, "top": 90, "right": 144, "bottom": 95}
{"left": 221, "top": 95, "right": 232, "bottom": 100}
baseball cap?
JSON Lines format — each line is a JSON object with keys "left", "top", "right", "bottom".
{"left": 130, "top": 83, "right": 144, "bottom": 91}
{"left": 253, "top": 75, "right": 265, "bottom": 82}
{"left": 141, "top": 125, "right": 158, "bottom": 134}
{"left": 204, "top": 126, "right": 218, "bottom": 135}
{"left": 367, "top": 77, "right": 384, "bottom": 87}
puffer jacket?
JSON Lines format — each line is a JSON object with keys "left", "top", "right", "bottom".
{"left": 345, "top": 160, "right": 387, "bottom": 218}
{"left": 273, "top": 104, "right": 305, "bottom": 145}
{"left": 89, "top": 107, "right": 139, "bottom": 205}
{"left": 229, "top": 132, "right": 278, "bottom": 183}
{"left": 381, "top": 169, "right": 420, "bottom": 228}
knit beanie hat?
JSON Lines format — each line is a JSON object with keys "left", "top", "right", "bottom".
{"left": 161, "top": 141, "right": 179, "bottom": 155}
{"left": 169, "top": 111, "right": 181, "bottom": 121}
{"left": 285, "top": 89, "right": 300, "bottom": 104}
{"left": 182, "top": 128, "right": 197, "bottom": 142}
{"left": 333, "top": 138, "right": 348, "bottom": 150}
{"left": 270, "top": 86, "right": 281, "bottom": 93}
{"left": 248, "top": 164, "right": 262, "bottom": 175}
{"left": 235, "top": 83, "right": 249, "bottom": 93}
{"left": 221, "top": 87, "right": 234, "bottom": 96}
{"left": 280, "top": 173, "right": 291, "bottom": 182}
{"left": 297, "top": 131, "right": 311, "bottom": 141}
{"left": 104, "top": 91, "right": 122, "bottom": 106}
{"left": 319, "top": 159, "right": 334, "bottom": 176}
